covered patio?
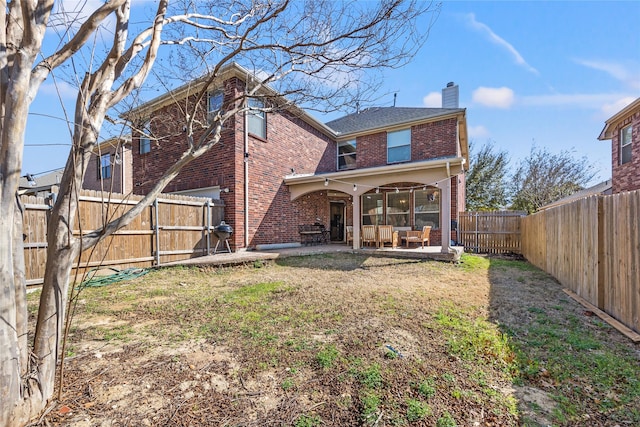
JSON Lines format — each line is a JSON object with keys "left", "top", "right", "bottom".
{"left": 284, "top": 156, "right": 466, "bottom": 255}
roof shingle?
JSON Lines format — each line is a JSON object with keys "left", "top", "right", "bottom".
{"left": 325, "top": 106, "right": 464, "bottom": 135}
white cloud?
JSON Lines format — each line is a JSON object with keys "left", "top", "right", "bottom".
{"left": 472, "top": 87, "right": 514, "bottom": 109}
{"left": 422, "top": 92, "right": 441, "bottom": 107}
{"left": 573, "top": 59, "right": 640, "bottom": 90}
{"left": 464, "top": 13, "right": 539, "bottom": 75}
{"left": 600, "top": 97, "right": 637, "bottom": 118}
{"left": 468, "top": 125, "right": 490, "bottom": 139}
{"left": 48, "top": 0, "right": 116, "bottom": 34}
{"left": 39, "top": 80, "right": 78, "bottom": 99}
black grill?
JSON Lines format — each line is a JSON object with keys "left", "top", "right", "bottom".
{"left": 213, "top": 221, "right": 233, "bottom": 254}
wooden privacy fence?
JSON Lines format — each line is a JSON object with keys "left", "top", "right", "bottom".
{"left": 458, "top": 211, "right": 526, "bottom": 254}
{"left": 22, "top": 189, "right": 224, "bottom": 286}
{"left": 521, "top": 190, "right": 640, "bottom": 335}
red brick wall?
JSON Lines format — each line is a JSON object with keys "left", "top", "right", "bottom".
{"left": 412, "top": 118, "right": 459, "bottom": 159}
{"left": 83, "top": 145, "right": 132, "bottom": 194}
{"left": 132, "top": 77, "right": 335, "bottom": 249}
{"left": 355, "top": 118, "right": 459, "bottom": 168}
{"left": 245, "top": 106, "right": 335, "bottom": 247}
{"left": 611, "top": 109, "right": 640, "bottom": 193}
{"left": 132, "top": 75, "right": 464, "bottom": 248}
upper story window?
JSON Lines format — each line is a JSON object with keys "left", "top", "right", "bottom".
{"left": 99, "top": 153, "right": 112, "bottom": 179}
{"left": 248, "top": 98, "right": 266, "bottom": 139}
{"left": 140, "top": 120, "right": 151, "bottom": 154}
{"left": 208, "top": 90, "right": 224, "bottom": 121}
{"left": 387, "top": 129, "right": 411, "bottom": 163}
{"left": 414, "top": 188, "right": 440, "bottom": 230}
{"left": 620, "top": 124, "right": 632, "bottom": 165}
{"left": 338, "top": 140, "right": 356, "bottom": 170}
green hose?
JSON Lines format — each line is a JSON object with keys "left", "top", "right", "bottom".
{"left": 80, "top": 267, "right": 148, "bottom": 288}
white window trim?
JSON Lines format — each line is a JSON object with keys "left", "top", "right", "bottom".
{"left": 248, "top": 98, "right": 267, "bottom": 139}
{"left": 337, "top": 139, "right": 357, "bottom": 170}
{"left": 140, "top": 120, "right": 151, "bottom": 154}
{"left": 620, "top": 124, "right": 632, "bottom": 165}
{"left": 99, "top": 153, "right": 112, "bottom": 179}
{"left": 208, "top": 90, "right": 224, "bottom": 121}
{"left": 387, "top": 128, "right": 411, "bottom": 163}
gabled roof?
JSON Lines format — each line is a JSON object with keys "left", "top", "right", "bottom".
{"left": 19, "top": 167, "right": 65, "bottom": 193}
{"left": 325, "top": 107, "right": 465, "bottom": 136}
{"left": 598, "top": 97, "right": 640, "bottom": 140}
{"left": 124, "top": 62, "right": 335, "bottom": 138}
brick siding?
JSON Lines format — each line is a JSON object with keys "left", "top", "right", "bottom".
{"left": 611, "top": 109, "right": 640, "bottom": 193}
{"left": 83, "top": 144, "right": 132, "bottom": 194}
{"left": 131, "top": 76, "right": 465, "bottom": 249}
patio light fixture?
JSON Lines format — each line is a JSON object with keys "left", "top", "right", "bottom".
{"left": 324, "top": 178, "right": 329, "bottom": 186}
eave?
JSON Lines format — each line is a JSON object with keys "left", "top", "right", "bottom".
{"left": 284, "top": 156, "right": 466, "bottom": 201}
{"left": 598, "top": 97, "right": 640, "bottom": 140}
{"left": 122, "top": 62, "right": 336, "bottom": 138}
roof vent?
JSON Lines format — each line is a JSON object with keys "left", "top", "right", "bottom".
{"left": 442, "top": 82, "right": 459, "bottom": 108}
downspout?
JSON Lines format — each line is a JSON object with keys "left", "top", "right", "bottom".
{"left": 243, "top": 78, "right": 249, "bottom": 249}
{"left": 121, "top": 144, "right": 126, "bottom": 193}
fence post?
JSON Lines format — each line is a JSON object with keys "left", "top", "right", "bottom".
{"left": 474, "top": 212, "right": 478, "bottom": 253}
{"left": 597, "top": 196, "right": 605, "bottom": 310}
{"left": 154, "top": 198, "right": 160, "bottom": 266}
{"left": 206, "top": 199, "right": 211, "bottom": 255}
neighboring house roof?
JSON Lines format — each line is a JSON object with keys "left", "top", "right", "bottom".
{"left": 325, "top": 107, "right": 465, "bottom": 135}
{"left": 598, "top": 97, "right": 640, "bottom": 140}
{"left": 19, "top": 167, "right": 65, "bottom": 195}
{"left": 538, "top": 179, "right": 613, "bottom": 210}
{"left": 93, "top": 135, "right": 132, "bottom": 153}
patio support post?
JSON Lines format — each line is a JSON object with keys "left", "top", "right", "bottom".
{"left": 352, "top": 195, "right": 361, "bottom": 249}
{"left": 440, "top": 178, "right": 452, "bottom": 254}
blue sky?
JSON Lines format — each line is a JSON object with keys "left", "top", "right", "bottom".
{"left": 23, "top": 1, "right": 640, "bottom": 186}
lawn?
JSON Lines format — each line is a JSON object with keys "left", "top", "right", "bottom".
{"left": 30, "top": 253, "right": 640, "bottom": 426}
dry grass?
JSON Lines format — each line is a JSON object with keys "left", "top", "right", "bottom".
{"left": 28, "top": 253, "right": 640, "bottom": 426}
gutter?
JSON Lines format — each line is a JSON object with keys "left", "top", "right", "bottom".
{"left": 284, "top": 156, "right": 466, "bottom": 184}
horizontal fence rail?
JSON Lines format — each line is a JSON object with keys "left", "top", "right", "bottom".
{"left": 22, "top": 188, "right": 224, "bottom": 286}
{"left": 458, "top": 211, "right": 526, "bottom": 254}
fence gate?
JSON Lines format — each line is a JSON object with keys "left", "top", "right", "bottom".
{"left": 458, "top": 211, "right": 526, "bottom": 254}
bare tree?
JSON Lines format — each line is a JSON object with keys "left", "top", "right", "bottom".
{"left": 510, "top": 146, "right": 597, "bottom": 214}
{"left": 0, "top": 1, "right": 437, "bottom": 424}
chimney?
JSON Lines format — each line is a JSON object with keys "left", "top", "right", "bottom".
{"left": 442, "top": 82, "right": 459, "bottom": 108}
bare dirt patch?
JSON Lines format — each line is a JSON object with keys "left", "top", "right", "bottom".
{"left": 28, "top": 253, "right": 639, "bottom": 426}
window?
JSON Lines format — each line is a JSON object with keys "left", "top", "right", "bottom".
{"left": 140, "top": 120, "right": 151, "bottom": 154}
{"left": 99, "top": 153, "right": 112, "bottom": 179}
{"left": 248, "top": 98, "right": 266, "bottom": 139}
{"left": 386, "top": 191, "right": 410, "bottom": 227}
{"left": 208, "top": 90, "right": 224, "bottom": 120}
{"left": 362, "top": 193, "right": 383, "bottom": 226}
{"left": 387, "top": 129, "right": 411, "bottom": 163}
{"left": 338, "top": 140, "right": 356, "bottom": 170}
{"left": 414, "top": 188, "right": 440, "bottom": 229}
{"left": 621, "top": 125, "right": 632, "bottom": 164}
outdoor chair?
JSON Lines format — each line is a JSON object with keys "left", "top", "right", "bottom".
{"left": 421, "top": 225, "right": 432, "bottom": 248}
{"left": 377, "top": 225, "right": 395, "bottom": 248}
{"left": 346, "top": 225, "right": 353, "bottom": 246}
{"left": 401, "top": 230, "right": 422, "bottom": 248}
{"left": 361, "top": 225, "right": 377, "bottom": 247}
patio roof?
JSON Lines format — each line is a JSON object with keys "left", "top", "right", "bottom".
{"left": 284, "top": 156, "right": 466, "bottom": 200}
